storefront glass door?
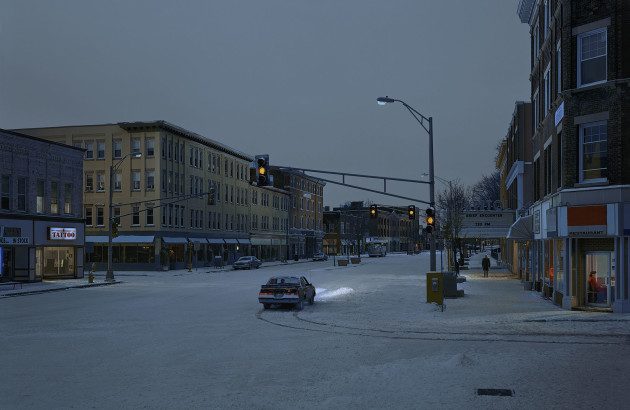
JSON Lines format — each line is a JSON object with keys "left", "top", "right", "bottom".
{"left": 1, "top": 247, "right": 13, "bottom": 280}
{"left": 585, "top": 252, "right": 614, "bottom": 307}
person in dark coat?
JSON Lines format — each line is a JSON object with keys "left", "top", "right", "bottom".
{"left": 482, "top": 255, "right": 491, "bottom": 278}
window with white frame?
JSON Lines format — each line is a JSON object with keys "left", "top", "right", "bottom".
{"left": 556, "top": 40, "right": 562, "bottom": 94}
{"left": 97, "top": 141, "right": 105, "bottom": 159}
{"left": 114, "top": 173, "right": 122, "bottom": 191}
{"left": 85, "top": 141, "right": 94, "bottom": 160}
{"left": 85, "top": 173, "right": 94, "bottom": 192}
{"left": 132, "top": 171, "right": 141, "bottom": 191}
{"left": 580, "top": 121, "right": 607, "bottom": 182}
{"left": 85, "top": 207, "right": 93, "bottom": 226}
{"left": 146, "top": 137, "right": 155, "bottom": 157}
{"left": 578, "top": 28, "right": 607, "bottom": 87}
{"left": 132, "top": 206, "right": 140, "bottom": 226}
{"left": 544, "top": 64, "right": 551, "bottom": 114}
{"left": 146, "top": 206, "right": 154, "bottom": 226}
{"left": 132, "top": 138, "right": 141, "bottom": 154}
{"left": 113, "top": 140, "right": 122, "bottom": 158}
{"left": 146, "top": 171, "right": 155, "bottom": 190}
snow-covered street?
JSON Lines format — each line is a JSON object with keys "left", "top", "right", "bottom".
{"left": 2, "top": 253, "right": 630, "bottom": 409}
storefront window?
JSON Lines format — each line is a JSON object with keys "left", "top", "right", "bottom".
{"left": 40, "top": 247, "right": 75, "bottom": 277}
{"left": 543, "top": 240, "right": 554, "bottom": 287}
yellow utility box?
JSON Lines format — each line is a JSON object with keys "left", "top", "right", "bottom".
{"left": 426, "top": 272, "right": 443, "bottom": 306}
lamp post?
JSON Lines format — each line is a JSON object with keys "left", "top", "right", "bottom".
{"left": 106, "top": 152, "right": 142, "bottom": 282}
{"left": 377, "top": 96, "right": 436, "bottom": 272}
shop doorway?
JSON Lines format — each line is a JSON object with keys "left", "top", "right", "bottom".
{"left": 585, "top": 252, "right": 614, "bottom": 307}
{"left": 1, "top": 247, "right": 13, "bottom": 281}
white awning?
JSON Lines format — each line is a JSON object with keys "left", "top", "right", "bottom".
{"left": 85, "top": 236, "right": 108, "bottom": 243}
{"left": 85, "top": 235, "right": 154, "bottom": 244}
{"left": 114, "top": 235, "right": 155, "bottom": 244}
{"left": 162, "top": 237, "right": 189, "bottom": 244}
{"left": 507, "top": 215, "right": 533, "bottom": 241}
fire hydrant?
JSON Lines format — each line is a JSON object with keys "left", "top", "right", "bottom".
{"left": 89, "top": 263, "right": 95, "bottom": 283}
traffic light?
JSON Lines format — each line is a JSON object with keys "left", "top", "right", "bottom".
{"left": 207, "top": 187, "right": 215, "bottom": 205}
{"left": 425, "top": 207, "right": 435, "bottom": 234}
{"left": 408, "top": 205, "right": 415, "bottom": 220}
{"left": 370, "top": 205, "right": 378, "bottom": 219}
{"left": 255, "top": 155, "right": 269, "bottom": 186}
{"left": 111, "top": 221, "right": 119, "bottom": 238}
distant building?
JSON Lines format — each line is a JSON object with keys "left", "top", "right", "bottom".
{"left": 0, "top": 129, "right": 85, "bottom": 282}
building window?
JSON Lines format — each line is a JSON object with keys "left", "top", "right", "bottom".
{"left": 51, "top": 182, "right": 58, "bottom": 214}
{"left": 97, "top": 207, "right": 104, "bottom": 226}
{"left": 114, "top": 173, "right": 122, "bottom": 191}
{"left": 168, "top": 140, "right": 172, "bottom": 160}
{"left": 97, "top": 173, "right": 105, "bottom": 192}
{"left": 85, "top": 173, "right": 94, "bottom": 192}
{"left": 97, "top": 141, "right": 105, "bottom": 159}
{"left": 161, "top": 170, "right": 167, "bottom": 192}
{"left": 174, "top": 142, "right": 178, "bottom": 162}
{"left": 146, "top": 207, "right": 154, "bottom": 226}
{"left": 146, "top": 171, "right": 155, "bottom": 190}
{"left": 175, "top": 205, "right": 179, "bottom": 226}
{"left": 146, "top": 137, "right": 155, "bottom": 157}
{"left": 132, "top": 206, "right": 140, "bottom": 226}
{"left": 533, "top": 23, "right": 539, "bottom": 61}
{"left": 161, "top": 137, "right": 166, "bottom": 158}
{"left": 17, "top": 178, "right": 27, "bottom": 211}
{"left": 580, "top": 121, "right": 607, "bottom": 182}
{"left": 532, "top": 89, "right": 539, "bottom": 129}
{"left": 1, "top": 175, "right": 10, "bottom": 210}
{"left": 85, "top": 141, "right": 94, "bottom": 160}
{"left": 132, "top": 138, "right": 141, "bottom": 154}
{"left": 544, "top": 64, "right": 551, "bottom": 114}
{"left": 37, "top": 180, "right": 44, "bottom": 213}
{"left": 113, "top": 140, "right": 122, "bottom": 158}
{"left": 578, "top": 28, "right": 607, "bottom": 87}
{"left": 556, "top": 40, "right": 562, "bottom": 95}
{"left": 113, "top": 207, "right": 121, "bottom": 225}
{"left": 162, "top": 205, "right": 167, "bottom": 226}
{"left": 85, "top": 207, "right": 93, "bottom": 226}
{"left": 132, "top": 172, "right": 141, "bottom": 191}
{"left": 64, "top": 183, "right": 72, "bottom": 214}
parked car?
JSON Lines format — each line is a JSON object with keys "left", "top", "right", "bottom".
{"left": 258, "top": 276, "right": 316, "bottom": 310}
{"left": 312, "top": 252, "right": 328, "bottom": 261}
{"left": 232, "top": 256, "right": 262, "bottom": 270}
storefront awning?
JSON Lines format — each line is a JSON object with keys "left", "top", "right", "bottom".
{"left": 224, "top": 239, "right": 239, "bottom": 244}
{"left": 250, "top": 237, "right": 270, "bottom": 245}
{"left": 85, "top": 235, "right": 155, "bottom": 244}
{"left": 507, "top": 215, "right": 533, "bottom": 241}
{"left": 207, "top": 238, "right": 224, "bottom": 244}
{"left": 114, "top": 235, "right": 154, "bottom": 244}
{"left": 162, "top": 237, "right": 189, "bottom": 244}
{"left": 86, "top": 236, "right": 108, "bottom": 243}
{"left": 237, "top": 238, "right": 251, "bottom": 245}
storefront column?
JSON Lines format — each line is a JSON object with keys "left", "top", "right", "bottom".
{"left": 562, "top": 238, "right": 577, "bottom": 309}
{"left": 613, "top": 237, "right": 630, "bottom": 313}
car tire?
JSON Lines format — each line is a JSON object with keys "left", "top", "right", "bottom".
{"left": 308, "top": 294, "right": 315, "bottom": 305}
{"left": 295, "top": 299, "right": 303, "bottom": 310}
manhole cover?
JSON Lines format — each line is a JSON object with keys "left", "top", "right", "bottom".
{"left": 477, "top": 389, "right": 513, "bottom": 397}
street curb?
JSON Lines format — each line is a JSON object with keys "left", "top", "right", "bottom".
{"left": 0, "top": 281, "right": 122, "bottom": 298}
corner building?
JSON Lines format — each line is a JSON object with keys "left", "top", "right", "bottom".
{"left": 518, "top": 0, "right": 630, "bottom": 312}
{"left": 17, "top": 121, "right": 255, "bottom": 270}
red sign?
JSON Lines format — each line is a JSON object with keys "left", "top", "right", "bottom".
{"left": 48, "top": 227, "right": 77, "bottom": 240}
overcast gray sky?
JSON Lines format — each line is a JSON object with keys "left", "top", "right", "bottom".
{"left": 1, "top": 0, "right": 530, "bottom": 208}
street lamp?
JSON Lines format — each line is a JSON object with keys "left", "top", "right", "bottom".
{"left": 106, "top": 151, "right": 142, "bottom": 282}
{"left": 377, "top": 96, "right": 436, "bottom": 271}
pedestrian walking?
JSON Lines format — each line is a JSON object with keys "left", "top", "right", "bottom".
{"left": 482, "top": 254, "right": 491, "bottom": 278}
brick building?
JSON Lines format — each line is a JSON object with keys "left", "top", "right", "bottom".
{"left": 0, "top": 129, "right": 85, "bottom": 282}
{"left": 517, "top": 0, "right": 630, "bottom": 312}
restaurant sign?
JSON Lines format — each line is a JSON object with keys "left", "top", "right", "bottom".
{"left": 567, "top": 205, "right": 606, "bottom": 237}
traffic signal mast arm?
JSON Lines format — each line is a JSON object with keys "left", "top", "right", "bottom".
{"left": 274, "top": 165, "right": 433, "bottom": 205}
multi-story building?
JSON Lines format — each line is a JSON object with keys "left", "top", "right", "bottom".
{"left": 323, "top": 204, "right": 366, "bottom": 255}
{"left": 0, "top": 129, "right": 85, "bottom": 282}
{"left": 500, "top": 102, "right": 534, "bottom": 276}
{"left": 518, "top": 0, "right": 630, "bottom": 312}
{"left": 249, "top": 184, "right": 290, "bottom": 261}
{"left": 17, "top": 121, "right": 255, "bottom": 270}
{"left": 270, "top": 169, "right": 325, "bottom": 258}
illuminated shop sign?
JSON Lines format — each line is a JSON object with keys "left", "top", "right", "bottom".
{"left": 48, "top": 227, "right": 77, "bottom": 240}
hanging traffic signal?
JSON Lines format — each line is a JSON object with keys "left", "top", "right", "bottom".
{"left": 370, "top": 205, "right": 378, "bottom": 219}
{"left": 425, "top": 207, "right": 435, "bottom": 234}
{"left": 255, "top": 155, "right": 269, "bottom": 186}
{"left": 111, "top": 221, "right": 119, "bottom": 238}
{"left": 408, "top": 205, "right": 415, "bottom": 220}
{"left": 207, "top": 187, "right": 215, "bottom": 205}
